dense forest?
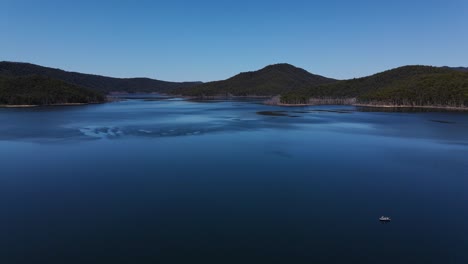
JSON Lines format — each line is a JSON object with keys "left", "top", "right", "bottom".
{"left": 358, "top": 72, "right": 468, "bottom": 107}
{"left": 0, "top": 61, "right": 201, "bottom": 94}
{"left": 2, "top": 61, "right": 467, "bottom": 108}
{"left": 172, "top": 63, "right": 336, "bottom": 97}
{"left": 0, "top": 75, "right": 105, "bottom": 106}
{"left": 281, "top": 66, "right": 468, "bottom": 107}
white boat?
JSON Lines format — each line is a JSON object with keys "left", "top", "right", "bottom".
{"left": 379, "top": 216, "right": 391, "bottom": 222}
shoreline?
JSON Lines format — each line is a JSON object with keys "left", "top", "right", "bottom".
{"left": 270, "top": 102, "right": 468, "bottom": 111}
{"left": 0, "top": 102, "right": 102, "bottom": 108}
{"left": 0, "top": 104, "right": 38, "bottom": 108}
{"left": 353, "top": 103, "right": 468, "bottom": 111}
{"left": 2, "top": 96, "right": 467, "bottom": 111}
{"left": 177, "top": 95, "right": 272, "bottom": 100}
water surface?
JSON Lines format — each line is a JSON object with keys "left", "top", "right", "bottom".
{"left": 1, "top": 97, "right": 467, "bottom": 263}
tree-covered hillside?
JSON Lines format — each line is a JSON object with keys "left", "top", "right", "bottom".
{"left": 3, "top": 61, "right": 466, "bottom": 108}
{"left": 281, "top": 66, "right": 468, "bottom": 107}
{"left": 0, "top": 75, "right": 105, "bottom": 105}
{"left": 358, "top": 72, "right": 468, "bottom": 107}
{"left": 172, "top": 63, "right": 336, "bottom": 96}
{"left": 0, "top": 62, "right": 201, "bottom": 94}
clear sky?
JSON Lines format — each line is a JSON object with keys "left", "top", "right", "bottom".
{"left": 1, "top": 0, "right": 467, "bottom": 81}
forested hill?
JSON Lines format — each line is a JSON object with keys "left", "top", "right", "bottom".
{"left": 281, "top": 66, "right": 468, "bottom": 107}
{"left": 0, "top": 62, "right": 201, "bottom": 94}
{"left": 0, "top": 75, "right": 105, "bottom": 106}
{"left": 172, "top": 63, "right": 336, "bottom": 96}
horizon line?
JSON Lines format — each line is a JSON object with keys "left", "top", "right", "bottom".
{"left": 2, "top": 60, "right": 466, "bottom": 83}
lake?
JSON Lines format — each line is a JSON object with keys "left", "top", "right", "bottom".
{"left": 1, "top": 97, "right": 467, "bottom": 264}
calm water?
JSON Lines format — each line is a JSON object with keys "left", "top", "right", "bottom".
{"left": 1, "top": 97, "right": 467, "bottom": 264}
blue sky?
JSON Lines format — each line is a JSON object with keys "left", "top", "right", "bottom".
{"left": 1, "top": 0, "right": 467, "bottom": 81}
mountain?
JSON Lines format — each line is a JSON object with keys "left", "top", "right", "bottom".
{"left": 172, "top": 63, "right": 336, "bottom": 97}
{"left": 281, "top": 65, "right": 468, "bottom": 107}
{"left": 0, "top": 75, "right": 105, "bottom": 106}
{"left": 0, "top": 62, "right": 201, "bottom": 94}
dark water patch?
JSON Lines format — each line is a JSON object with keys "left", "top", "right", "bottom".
{"left": 312, "top": 109, "right": 353, "bottom": 114}
{"left": 187, "top": 99, "right": 224, "bottom": 103}
{"left": 257, "top": 111, "right": 289, "bottom": 116}
{"left": 430, "top": 119, "right": 456, "bottom": 124}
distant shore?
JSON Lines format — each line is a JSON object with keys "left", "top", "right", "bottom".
{"left": 172, "top": 95, "right": 468, "bottom": 111}
{"left": 269, "top": 102, "right": 468, "bottom": 111}
{"left": 0, "top": 104, "right": 38, "bottom": 108}
{"left": 2, "top": 96, "right": 467, "bottom": 111}
{"left": 353, "top": 103, "right": 468, "bottom": 111}
{"left": 181, "top": 95, "right": 272, "bottom": 100}
{"left": 0, "top": 102, "right": 100, "bottom": 108}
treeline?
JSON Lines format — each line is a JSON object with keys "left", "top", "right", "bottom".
{"left": 172, "top": 63, "right": 336, "bottom": 96}
{"left": 0, "top": 75, "right": 105, "bottom": 105}
{"left": 280, "top": 66, "right": 468, "bottom": 107}
{"left": 3, "top": 61, "right": 466, "bottom": 108}
{"left": 358, "top": 72, "right": 468, "bottom": 107}
{"left": 0, "top": 61, "right": 201, "bottom": 94}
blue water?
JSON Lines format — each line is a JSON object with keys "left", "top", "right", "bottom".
{"left": 1, "top": 98, "right": 467, "bottom": 264}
